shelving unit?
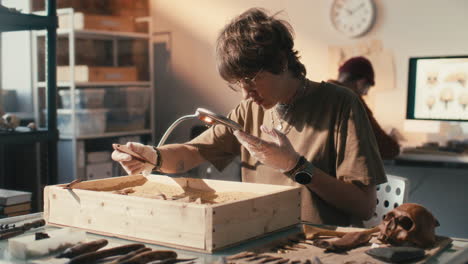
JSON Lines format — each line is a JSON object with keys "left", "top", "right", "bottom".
{"left": 32, "top": 8, "right": 154, "bottom": 182}
{"left": 0, "top": 0, "right": 58, "bottom": 211}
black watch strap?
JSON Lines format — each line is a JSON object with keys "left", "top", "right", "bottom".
{"left": 284, "top": 156, "right": 307, "bottom": 177}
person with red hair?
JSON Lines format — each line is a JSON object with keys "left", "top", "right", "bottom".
{"left": 329, "top": 56, "right": 400, "bottom": 160}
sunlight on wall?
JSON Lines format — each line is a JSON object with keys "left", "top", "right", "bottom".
{"left": 151, "top": 0, "right": 468, "bottom": 145}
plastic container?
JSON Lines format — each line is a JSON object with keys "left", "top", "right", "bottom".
{"left": 59, "top": 89, "right": 105, "bottom": 109}
{"left": 104, "top": 87, "right": 150, "bottom": 109}
{"left": 57, "top": 109, "right": 108, "bottom": 136}
{"left": 106, "top": 108, "right": 146, "bottom": 132}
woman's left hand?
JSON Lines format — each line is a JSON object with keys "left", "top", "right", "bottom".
{"left": 234, "top": 125, "right": 300, "bottom": 172}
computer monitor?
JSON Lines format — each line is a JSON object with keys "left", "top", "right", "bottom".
{"left": 407, "top": 55, "right": 468, "bottom": 122}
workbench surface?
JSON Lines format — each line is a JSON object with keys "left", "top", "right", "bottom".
{"left": 0, "top": 213, "right": 466, "bottom": 263}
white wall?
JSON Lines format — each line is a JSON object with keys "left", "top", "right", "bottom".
{"left": 151, "top": 0, "right": 468, "bottom": 144}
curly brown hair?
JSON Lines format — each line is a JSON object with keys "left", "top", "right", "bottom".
{"left": 216, "top": 8, "right": 306, "bottom": 86}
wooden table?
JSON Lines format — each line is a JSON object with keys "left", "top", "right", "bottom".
{"left": 0, "top": 213, "right": 467, "bottom": 264}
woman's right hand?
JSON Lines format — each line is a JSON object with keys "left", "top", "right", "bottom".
{"left": 111, "top": 142, "right": 157, "bottom": 175}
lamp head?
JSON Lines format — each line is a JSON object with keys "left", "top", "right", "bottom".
{"left": 195, "top": 108, "right": 242, "bottom": 131}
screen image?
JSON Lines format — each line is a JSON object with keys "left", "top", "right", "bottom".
{"left": 407, "top": 55, "right": 468, "bottom": 122}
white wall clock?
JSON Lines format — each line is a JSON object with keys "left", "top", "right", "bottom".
{"left": 330, "top": 0, "right": 377, "bottom": 38}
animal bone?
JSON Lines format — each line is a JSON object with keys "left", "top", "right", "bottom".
{"left": 68, "top": 243, "right": 145, "bottom": 264}
{"left": 117, "top": 250, "right": 177, "bottom": 264}
{"left": 108, "top": 247, "right": 151, "bottom": 264}
{"left": 2, "top": 113, "right": 20, "bottom": 129}
{"left": 56, "top": 239, "right": 108, "bottom": 258}
{"left": 258, "top": 256, "right": 283, "bottom": 263}
{"left": 302, "top": 224, "right": 379, "bottom": 240}
{"left": 225, "top": 251, "right": 256, "bottom": 260}
{"left": 313, "top": 231, "right": 372, "bottom": 252}
{"left": 378, "top": 203, "right": 439, "bottom": 248}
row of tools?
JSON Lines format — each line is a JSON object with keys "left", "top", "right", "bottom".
{"left": 0, "top": 218, "right": 196, "bottom": 264}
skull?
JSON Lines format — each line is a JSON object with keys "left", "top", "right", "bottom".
{"left": 2, "top": 113, "right": 20, "bottom": 129}
{"left": 378, "top": 203, "right": 439, "bottom": 248}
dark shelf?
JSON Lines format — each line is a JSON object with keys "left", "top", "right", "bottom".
{"left": 0, "top": 11, "right": 57, "bottom": 32}
{"left": 0, "top": 129, "right": 58, "bottom": 144}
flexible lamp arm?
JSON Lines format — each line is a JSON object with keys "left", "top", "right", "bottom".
{"left": 157, "top": 114, "right": 198, "bottom": 147}
{"left": 156, "top": 108, "right": 242, "bottom": 147}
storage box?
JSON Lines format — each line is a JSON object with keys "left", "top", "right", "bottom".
{"left": 87, "top": 151, "right": 111, "bottom": 164}
{"left": 57, "top": 109, "right": 108, "bottom": 136}
{"left": 106, "top": 108, "right": 146, "bottom": 132}
{"left": 0, "top": 90, "right": 17, "bottom": 112}
{"left": 86, "top": 162, "right": 112, "bottom": 180}
{"left": 56, "top": 37, "right": 113, "bottom": 66}
{"left": 38, "top": 37, "right": 114, "bottom": 82}
{"left": 104, "top": 87, "right": 150, "bottom": 109}
{"left": 44, "top": 175, "right": 301, "bottom": 252}
{"left": 59, "top": 89, "right": 105, "bottom": 109}
{"left": 118, "top": 39, "right": 149, "bottom": 81}
{"left": 57, "top": 66, "right": 138, "bottom": 82}
{"left": 109, "top": 0, "right": 150, "bottom": 17}
{"left": 32, "top": 0, "right": 114, "bottom": 15}
{"left": 59, "top": 12, "right": 135, "bottom": 32}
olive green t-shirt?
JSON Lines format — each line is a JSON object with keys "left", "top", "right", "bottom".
{"left": 187, "top": 80, "right": 387, "bottom": 226}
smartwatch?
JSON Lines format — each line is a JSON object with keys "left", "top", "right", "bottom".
{"left": 294, "top": 167, "right": 314, "bottom": 185}
{"left": 285, "top": 156, "right": 314, "bottom": 185}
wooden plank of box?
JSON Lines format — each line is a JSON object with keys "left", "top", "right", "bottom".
{"left": 44, "top": 175, "right": 301, "bottom": 252}
{"left": 59, "top": 12, "right": 135, "bottom": 32}
{"left": 57, "top": 66, "right": 138, "bottom": 82}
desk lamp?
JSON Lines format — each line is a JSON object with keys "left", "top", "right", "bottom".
{"left": 157, "top": 108, "right": 242, "bottom": 147}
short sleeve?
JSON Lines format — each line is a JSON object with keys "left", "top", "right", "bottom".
{"left": 335, "top": 96, "right": 387, "bottom": 185}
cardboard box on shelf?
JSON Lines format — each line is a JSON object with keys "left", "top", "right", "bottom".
{"left": 58, "top": 12, "right": 135, "bottom": 32}
{"left": 32, "top": 0, "right": 114, "bottom": 15}
{"left": 109, "top": 0, "right": 150, "bottom": 18}
{"left": 56, "top": 38, "right": 114, "bottom": 66}
{"left": 57, "top": 66, "right": 138, "bottom": 82}
{"left": 38, "top": 37, "right": 114, "bottom": 82}
{"left": 118, "top": 39, "right": 149, "bottom": 81}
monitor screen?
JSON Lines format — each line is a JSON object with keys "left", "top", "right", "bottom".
{"left": 407, "top": 55, "right": 468, "bottom": 122}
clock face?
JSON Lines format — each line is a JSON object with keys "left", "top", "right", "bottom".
{"left": 330, "top": 0, "right": 376, "bottom": 38}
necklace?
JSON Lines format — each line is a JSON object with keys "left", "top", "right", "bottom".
{"left": 270, "top": 80, "right": 307, "bottom": 134}
{"left": 272, "top": 104, "right": 291, "bottom": 131}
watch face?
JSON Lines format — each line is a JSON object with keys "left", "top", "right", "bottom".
{"left": 295, "top": 172, "right": 312, "bottom": 185}
{"left": 330, "top": 0, "right": 376, "bottom": 38}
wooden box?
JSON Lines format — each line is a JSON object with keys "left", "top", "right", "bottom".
{"left": 57, "top": 66, "right": 138, "bottom": 82}
{"left": 59, "top": 13, "right": 135, "bottom": 32}
{"left": 44, "top": 175, "right": 301, "bottom": 252}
